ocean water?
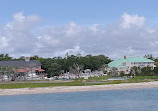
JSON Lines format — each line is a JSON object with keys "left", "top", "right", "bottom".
{"left": 0, "top": 88, "right": 158, "bottom": 111}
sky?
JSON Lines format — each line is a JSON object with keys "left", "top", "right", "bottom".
{"left": 0, "top": 0, "right": 158, "bottom": 59}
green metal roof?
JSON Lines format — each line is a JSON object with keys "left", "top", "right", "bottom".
{"left": 108, "top": 56, "right": 154, "bottom": 68}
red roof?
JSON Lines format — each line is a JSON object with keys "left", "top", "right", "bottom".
{"left": 32, "top": 69, "right": 45, "bottom": 72}
{"left": 15, "top": 69, "right": 45, "bottom": 72}
{"left": 38, "top": 69, "right": 45, "bottom": 72}
{"left": 16, "top": 70, "right": 27, "bottom": 72}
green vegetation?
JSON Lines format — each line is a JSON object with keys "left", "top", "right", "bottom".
{"left": 128, "top": 66, "right": 158, "bottom": 77}
{"left": 0, "top": 81, "right": 84, "bottom": 89}
{"left": 0, "top": 53, "right": 111, "bottom": 77}
{"left": 131, "top": 76, "right": 158, "bottom": 80}
{"left": 40, "top": 54, "right": 111, "bottom": 77}
{"left": 1, "top": 76, "right": 158, "bottom": 89}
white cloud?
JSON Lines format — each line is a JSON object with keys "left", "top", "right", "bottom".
{"left": 63, "top": 45, "right": 85, "bottom": 55}
{"left": 0, "top": 12, "right": 41, "bottom": 57}
{"left": 0, "top": 37, "right": 8, "bottom": 48}
{"left": 0, "top": 12, "right": 158, "bottom": 59}
{"left": 120, "top": 13, "right": 145, "bottom": 29}
{"left": 13, "top": 12, "right": 25, "bottom": 22}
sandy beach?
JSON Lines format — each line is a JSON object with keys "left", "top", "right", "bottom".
{"left": 0, "top": 81, "right": 158, "bottom": 96}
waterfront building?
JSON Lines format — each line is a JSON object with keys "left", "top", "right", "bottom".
{"left": 107, "top": 56, "right": 155, "bottom": 74}
{"left": 0, "top": 57, "right": 45, "bottom": 81}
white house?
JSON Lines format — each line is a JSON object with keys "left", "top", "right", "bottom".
{"left": 107, "top": 56, "right": 155, "bottom": 74}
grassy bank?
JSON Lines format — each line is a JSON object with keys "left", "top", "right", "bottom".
{"left": 0, "top": 76, "right": 158, "bottom": 89}
{"left": 0, "top": 81, "right": 85, "bottom": 89}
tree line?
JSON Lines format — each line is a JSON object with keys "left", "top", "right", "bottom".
{"left": 1, "top": 53, "right": 158, "bottom": 78}
{"left": 0, "top": 54, "right": 111, "bottom": 77}
{"left": 40, "top": 54, "right": 111, "bottom": 77}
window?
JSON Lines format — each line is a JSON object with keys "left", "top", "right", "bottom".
{"left": 140, "top": 64, "right": 145, "bottom": 67}
{"left": 122, "top": 62, "right": 127, "bottom": 66}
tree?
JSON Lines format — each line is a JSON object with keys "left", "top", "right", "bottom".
{"left": 6, "top": 66, "right": 14, "bottom": 81}
{"left": 69, "top": 63, "right": 84, "bottom": 78}
{"left": 0, "top": 54, "right": 12, "bottom": 61}
{"left": 130, "top": 66, "right": 141, "bottom": 77}
{"left": 0, "top": 66, "right": 5, "bottom": 81}
{"left": 103, "top": 70, "right": 107, "bottom": 74}
{"left": 153, "top": 66, "right": 158, "bottom": 75}
{"left": 141, "top": 66, "right": 153, "bottom": 76}
{"left": 120, "top": 71, "right": 125, "bottom": 77}
{"left": 30, "top": 55, "right": 39, "bottom": 60}
{"left": 47, "top": 63, "right": 61, "bottom": 77}
{"left": 144, "top": 54, "right": 154, "bottom": 60}
{"left": 27, "top": 54, "right": 111, "bottom": 77}
{"left": 11, "top": 66, "right": 19, "bottom": 81}
{"left": 0, "top": 66, "right": 15, "bottom": 81}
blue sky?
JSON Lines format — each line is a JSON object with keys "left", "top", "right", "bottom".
{"left": 1, "top": 0, "right": 158, "bottom": 25}
{"left": 0, "top": 0, "right": 158, "bottom": 58}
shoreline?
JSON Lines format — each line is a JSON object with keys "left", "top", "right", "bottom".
{"left": 0, "top": 81, "right": 158, "bottom": 96}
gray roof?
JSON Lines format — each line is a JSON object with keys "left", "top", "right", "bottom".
{"left": 0, "top": 60, "right": 41, "bottom": 67}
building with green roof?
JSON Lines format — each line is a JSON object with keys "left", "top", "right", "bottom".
{"left": 107, "top": 56, "right": 155, "bottom": 74}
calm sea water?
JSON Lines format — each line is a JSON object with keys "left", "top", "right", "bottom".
{"left": 0, "top": 88, "right": 158, "bottom": 111}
